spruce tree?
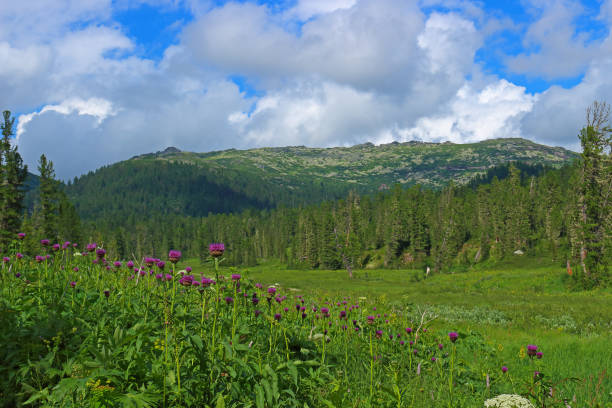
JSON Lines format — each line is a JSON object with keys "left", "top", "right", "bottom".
{"left": 37, "top": 154, "right": 60, "bottom": 239}
{"left": 575, "top": 101, "right": 611, "bottom": 285}
{"left": 0, "top": 111, "right": 28, "bottom": 246}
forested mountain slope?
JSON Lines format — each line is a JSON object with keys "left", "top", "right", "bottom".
{"left": 65, "top": 138, "right": 577, "bottom": 224}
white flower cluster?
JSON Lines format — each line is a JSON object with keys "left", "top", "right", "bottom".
{"left": 484, "top": 394, "right": 535, "bottom": 408}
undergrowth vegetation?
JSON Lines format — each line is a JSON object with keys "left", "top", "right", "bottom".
{"left": 1, "top": 242, "right": 609, "bottom": 407}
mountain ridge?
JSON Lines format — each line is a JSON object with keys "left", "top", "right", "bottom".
{"left": 65, "top": 137, "right": 578, "bottom": 224}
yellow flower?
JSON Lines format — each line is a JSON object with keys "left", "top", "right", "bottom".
{"left": 498, "top": 344, "right": 504, "bottom": 352}
{"left": 519, "top": 347, "right": 526, "bottom": 359}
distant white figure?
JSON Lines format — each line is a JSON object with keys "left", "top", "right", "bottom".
{"left": 426, "top": 266, "right": 430, "bottom": 277}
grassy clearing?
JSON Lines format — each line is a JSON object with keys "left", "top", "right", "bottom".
{"left": 187, "top": 256, "right": 612, "bottom": 405}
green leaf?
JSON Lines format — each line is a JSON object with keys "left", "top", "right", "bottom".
{"left": 255, "top": 384, "right": 265, "bottom": 408}
{"left": 216, "top": 394, "right": 226, "bottom": 408}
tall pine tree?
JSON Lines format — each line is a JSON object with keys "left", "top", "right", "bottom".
{"left": 0, "top": 111, "right": 28, "bottom": 247}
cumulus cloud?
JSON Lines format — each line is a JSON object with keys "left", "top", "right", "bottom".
{"left": 5, "top": 0, "right": 612, "bottom": 180}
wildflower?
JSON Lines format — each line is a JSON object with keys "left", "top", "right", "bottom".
{"left": 231, "top": 273, "right": 241, "bottom": 281}
{"left": 438, "top": 343, "right": 443, "bottom": 350}
{"left": 484, "top": 394, "right": 534, "bottom": 408}
{"left": 96, "top": 248, "right": 106, "bottom": 259}
{"left": 17, "top": 232, "right": 26, "bottom": 239}
{"left": 375, "top": 330, "right": 383, "bottom": 339}
{"left": 40, "top": 239, "right": 50, "bottom": 246}
{"left": 501, "top": 366, "right": 508, "bottom": 373}
{"left": 267, "top": 287, "right": 276, "bottom": 295}
{"left": 399, "top": 340, "right": 405, "bottom": 345}
{"left": 339, "top": 310, "right": 347, "bottom": 319}
{"left": 367, "top": 315, "right": 375, "bottom": 324}
{"left": 254, "top": 309, "right": 262, "bottom": 317}
{"left": 185, "top": 266, "right": 192, "bottom": 273}
{"left": 536, "top": 352, "right": 543, "bottom": 359}
{"left": 527, "top": 345, "right": 538, "bottom": 357}
{"left": 156, "top": 273, "right": 163, "bottom": 280}
{"left": 70, "top": 281, "right": 76, "bottom": 288}
{"left": 255, "top": 283, "right": 263, "bottom": 289}
{"left": 405, "top": 327, "right": 412, "bottom": 334}
{"left": 209, "top": 243, "right": 225, "bottom": 258}
{"left": 157, "top": 261, "right": 165, "bottom": 270}
{"left": 16, "top": 253, "right": 23, "bottom": 259}
{"left": 62, "top": 241, "right": 70, "bottom": 249}
{"left": 274, "top": 313, "right": 282, "bottom": 321}
{"left": 321, "top": 307, "right": 329, "bottom": 317}
{"left": 114, "top": 261, "right": 121, "bottom": 268}
{"left": 225, "top": 296, "right": 233, "bottom": 305}
{"left": 145, "top": 257, "right": 155, "bottom": 267}
{"left": 431, "top": 357, "right": 436, "bottom": 362}
{"left": 73, "top": 243, "right": 78, "bottom": 248}
{"left": 126, "top": 260, "right": 134, "bottom": 268}
{"left": 86, "top": 243, "right": 97, "bottom": 252}
{"left": 35, "top": 255, "right": 44, "bottom": 263}
{"left": 103, "top": 290, "right": 110, "bottom": 298}
{"left": 302, "top": 313, "right": 307, "bottom": 319}
{"left": 15, "top": 272, "right": 21, "bottom": 278}
{"left": 168, "top": 250, "right": 181, "bottom": 263}
{"left": 449, "top": 332, "right": 458, "bottom": 343}
{"left": 73, "top": 267, "right": 79, "bottom": 272}
{"left": 252, "top": 297, "right": 259, "bottom": 305}
{"left": 165, "top": 274, "right": 172, "bottom": 281}
{"left": 3, "top": 257, "right": 9, "bottom": 263}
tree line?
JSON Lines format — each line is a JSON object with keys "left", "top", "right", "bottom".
{"left": 1, "top": 103, "right": 609, "bottom": 287}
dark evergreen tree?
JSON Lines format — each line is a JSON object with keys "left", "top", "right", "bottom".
{"left": 37, "top": 154, "right": 60, "bottom": 240}
{"left": 0, "top": 111, "right": 28, "bottom": 246}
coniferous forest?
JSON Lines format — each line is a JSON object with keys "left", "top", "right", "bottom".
{"left": 2, "top": 103, "right": 610, "bottom": 287}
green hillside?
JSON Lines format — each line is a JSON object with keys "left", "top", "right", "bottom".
{"left": 66, "top": 138, "right": 577, "bottom": 223}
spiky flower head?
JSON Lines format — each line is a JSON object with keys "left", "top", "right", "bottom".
{"left": 449, "top": 332, "right": 458, "bottom": 343}
{"left": 17, "top": 232, "right": 26, "bottom": 239}
{"left": 40, "top": 239, "right": 50, "bottom": 246}
{"left": 168, "top": 250, "right": 181, "bottom": 263}
{"left": 209, "top": 243, "right": 225, "bottom": 258}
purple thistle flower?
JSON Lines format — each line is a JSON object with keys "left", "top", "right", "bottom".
{"left": 375, "top": 330, "right": 383, "bottom": 339}
{"left": 431, "top": 357, "right": 436, "bottom": 362}
{"left": 192, "top": 281, "right": 200, "bottom": 287}
{"left": 157, "top": 261, "right": 165, "bottom": 270}
{"left": 274, "top": 313, "right": 282, "bottom": 321}
{"left": 209, "top": 243, "right": 225, "bottom": 257}
{"left": 155, "top": 273, "right": 163, "bottom": 280}
{"left": 231, "top": 274, "right": 241, "bottom": 281}
{"left": 73, "top": 267, "right": 79, "bottom": 272}
{"left": 165, "top": 274, "right": 172, "bottom": 281}
{"left": 16, "top": 253, "right": 23, "bottom": 259}
{"left": 405, "top": 327, "right": 412, "bottom": 334}
{"left": 3, "top": 257, "right": 10, "bottom": 263}
{"left": 501, "top": 366, "right": 508, "bottom": 373}
{"left": 103, "top": 290, "right": 110, "bottom": 298}
{"left": 185, "top": 266, "right": 192, "bottom": 273}
{"left": 52, "top": 243, "right": 60, "bottom": 251}
{"left": 527, "top": 344, "right": 538, "bottom": 357}
{"left": 438, "top": 343, "right": 443, "bottom": 350}
{"left": 254, "top": 309, "right": 262, "bottom": 317}
{"left": 35, "top": 255, "right": 44, "bottom": 263}
{"left": 114, "top": 261, "right": 121, "bottom": 268}
{"left": 252, "top": 297, "right": 260, "bottom": 305}
{"left": 96, "top": 248, "right": 106, "bottom": 258}
{"left": 367, "top": 315, "right": 375, "bottom": 324}
{"left": 15, "top": 272, "right": 21, "bottom": 278}
{"left": 339, "top": 310, "right": 347, "bottom": 319}
{"left": 144, "top": 257, "right": 155, "bottom": 267}
{"left": 69, "top": 281, "right": 76, "bottom": 288}
{"left": 225, "top": 296, "right": 233, "bottom": 304}
{"left": 73, "top": 243, "right": 78, "bottom": 248}
{"left": 126, "top": 260, "right": 134, "bottom": 268}
{"left": 267, "top": 287, "right": 276, "bottom": 295}
{"left": 168, "top": 250, "right": 182, "bottom": 263}
{"left": 86, "top": 243, "right": 96, "bottom": 252}
{"left": 17, "top": 232, "right": 26, "bottom": 239}
{"left": 399, "top": 340, "right": 405, "bottom": 346}
{"left": 255, "top": 283, "right": 262, "bottom": 289}
{"left": 40, "top": 239, "right": 50, "bottom": 246}
{"left": 448, "top": 332, "right": 458, "bottom": 343}
{"left": 536, "top": 352, "right": 543, "bottom": 359}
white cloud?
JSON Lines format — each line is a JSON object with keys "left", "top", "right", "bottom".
{"left": 7, "top": 0, "right": 612, "bottom": 181}
{"left": 289, "top": 0, "right": 357, "bottom": 20}
{"left": 401, "top": 80, "right": 536, "bottom": 143}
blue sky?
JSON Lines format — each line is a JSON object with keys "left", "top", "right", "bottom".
{"left": 2, "top": 0, "right": 612, "bottom": 179}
